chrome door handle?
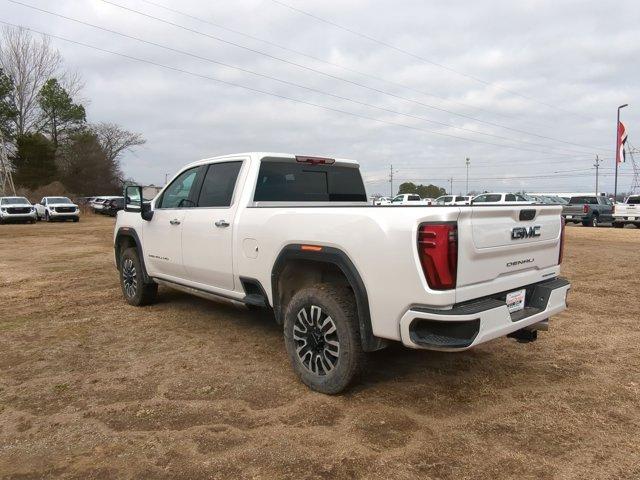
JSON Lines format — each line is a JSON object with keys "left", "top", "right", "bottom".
{"left": 169, "top": 218, "right": 181, "bottom": 225}
{"left": 215, "top": 220, "right": 230, "bottom": 228}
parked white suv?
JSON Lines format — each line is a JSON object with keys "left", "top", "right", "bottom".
{"left": 35, "top": 197, "right": 80, "bottom": 222}
{"left": 114, "top": 152, "right": 570, "bottom": 394}
{"left": 434, "top": 195, "right": 472, "bottom": 205}
{"left": 0, "top": 196, "right": 37, "bottom": 224}
{"left": 472, "top": 193, "right": 532, "bottom": 205}
{"left": 390, "top": 193, "right": 425, "bottom": 205}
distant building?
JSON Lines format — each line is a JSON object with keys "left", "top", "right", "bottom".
{"left": 142, "top": 184, "right": 162, "bottom": 200}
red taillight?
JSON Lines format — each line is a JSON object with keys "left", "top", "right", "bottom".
{"left": 558, "top": 217, "right": 566, "bottom": 264}
{"left": 295, "top": 155, "right": 335, "bottom": 165}
{"left": 583, "top": 204, "right": 589, "bottom": 213}
{"left": 417, "top": 223, "right": 457, "bottom": 290}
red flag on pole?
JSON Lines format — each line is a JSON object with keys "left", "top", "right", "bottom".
{"left": 617, "top": 121, "right": 628, "bottom": 163}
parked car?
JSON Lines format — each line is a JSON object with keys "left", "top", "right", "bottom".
{"left": 612, "top": 195, "right": 640, "bottom": 228}
{"left": 114, "top": 152, "right": 570, "bottom": 394}
{"left": 472, "top": 193, "right": 533, "bottom": 205}
{"left": 0, "top": 196, "right": 37, "bottom": 224}
{"left": 104, "top": 197, "right": 125, "bottom": 217}
{"left": 373, "top": 196, "right": 391, "bottom": 205}
{"left": 562, "top": 195, "right": 613, "bottom": 227}
{"left": 390, "top": 193, "right": 424, "bottom": 205}
{"left": 35, "top": 197, "right": 80, "bottom": 222}
{"left": 434, "top": 195, "right": 471, "bottom": 205}
{"left": 90, "top": 196, "right": 120, "bottom": 213}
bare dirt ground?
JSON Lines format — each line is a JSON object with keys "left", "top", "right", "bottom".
{"left": 0, "top": 216, "right": 639, "bottom": 479}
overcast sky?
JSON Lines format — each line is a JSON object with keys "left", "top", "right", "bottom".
{"left": 4, "top": 0, "right": 640, "bottom": 195}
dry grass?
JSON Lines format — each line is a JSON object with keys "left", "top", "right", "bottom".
{"left": 0, "top": 217, "right": 639, "bottom": 479}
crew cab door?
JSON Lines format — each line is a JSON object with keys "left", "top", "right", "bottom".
{"left": 181, "top": 160, "right": 245, "bottom": 291}
{"left": 143, "top": 166, "right": 204, "bottom": 279}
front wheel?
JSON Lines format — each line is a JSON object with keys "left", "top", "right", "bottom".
{"left": 613, "top": 222, "right": 624, "bottom": 228}
{"left": 45, "top": 211, "right": 50, "bottom": 222}
{"left": 119, "top": 247, "right": 158, "bottom": 306}
{"left": 283, "top": 284, "right": 365, "bottom": 394}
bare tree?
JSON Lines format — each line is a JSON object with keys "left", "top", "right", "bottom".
{"left": 0, "top": 26, "right": 82, "bottom": 136}
{"left": 91, "top": 122, "right": 146, "bottom": 164}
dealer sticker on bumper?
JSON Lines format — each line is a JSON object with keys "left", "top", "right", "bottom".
{"left": 506, "top": 289, "right": 526, "bottom": 313}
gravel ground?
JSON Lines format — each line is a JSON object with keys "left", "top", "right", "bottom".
{"left": 0, "top": 216, "right": 638, "bottom": 479}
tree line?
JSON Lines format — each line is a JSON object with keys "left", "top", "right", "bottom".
{"left": 397, "top": 182, "right": 446, "bottom": 199}
{"left": 0, "top": 26, "right": 145, "bottom": 197}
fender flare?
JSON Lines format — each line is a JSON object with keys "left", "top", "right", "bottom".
{"left": 271, "top": 244, "right": 386, "bottom": 352}
{"left": 114, "top": 227, "right": 151, "bottom": 283}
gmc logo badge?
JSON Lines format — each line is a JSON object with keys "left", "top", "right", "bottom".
{"left": 511, "top": 225, "right": 541, "bottom": 240}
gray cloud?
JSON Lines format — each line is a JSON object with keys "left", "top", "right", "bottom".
{"left": 4, "top": 0, "right": 639, "bottom": 194}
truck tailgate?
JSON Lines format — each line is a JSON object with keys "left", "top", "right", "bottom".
{"left": 455, "top": 206, "right": 562, "bottom": 300}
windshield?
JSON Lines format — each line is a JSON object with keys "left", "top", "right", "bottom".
{"left": 1, "top": 197, "right": 29, "bottom": 205}
{"left": 48, "top": 197, "right": 73, "bottom": 204}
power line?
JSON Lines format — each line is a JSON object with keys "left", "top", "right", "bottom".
{"left": 94, "top": 0, "right": 608, "bottom": 155}
{"left": 135, "top": 0, "right": 602, "bottom": 149}
{"left": 8, "top": 0, "right": 603, "bottom": 157}
{"left": 269, "top": 0, "right": 597, "bottom": 122}
{"left": 0, "top": 20, "right": 608, "bottom": 161}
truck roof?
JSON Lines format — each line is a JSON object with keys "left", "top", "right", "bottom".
{"left": 184, "top": 152, "right": 360, "bottom": 169}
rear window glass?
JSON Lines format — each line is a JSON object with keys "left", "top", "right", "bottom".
{"left": 253, "top": 161, "right": 366, "bottom": 202}
{"left": 627, "top": 196, "right": 640, "bottom": 205}
{"left": 570, "top": 196, "right": 598, "bottom": 205}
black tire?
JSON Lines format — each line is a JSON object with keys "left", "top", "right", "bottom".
{"left": 45, "top": 211, "right": 50, "bottom": 222}
{"left": 613, "top": 222, "right": 624, "bottom": 228}
{"left": 283, "top": 283, "right": 365, "bottom": 395}
{"left": 72, "top": 217, "right": 79, "bottom": 223}
{"left": 119, "top": 247, "right": 158, "bottom": 306}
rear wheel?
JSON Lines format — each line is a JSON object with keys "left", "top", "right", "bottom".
{"left": 283, "top": 284, "right": 365, "bottom": 394}
{"left": 119, "top": 247, "right": 157, "bottom": 306}
{"left": 613, "top": 222, "right": 624, "bottom": 228}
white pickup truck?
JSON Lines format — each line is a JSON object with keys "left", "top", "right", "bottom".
{"left": 612, "top": 195, "right": 640, "bottom": 228}
{"left": 114, "top": 152, "right": 570, "bottom": 393}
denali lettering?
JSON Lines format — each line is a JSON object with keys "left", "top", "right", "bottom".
{"left": 506, "top": 258, "right": 535, "bottom": 267}
{"left": 511, "top": 225, "right": 541, "bottom": 240}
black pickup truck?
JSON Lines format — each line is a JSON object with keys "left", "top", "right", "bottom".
{"left": 562, "top": 195, "right": 614, "bottom": 227}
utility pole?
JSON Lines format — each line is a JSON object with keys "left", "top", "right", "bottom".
{"left": 465, "top": 157, "right": 470, "bottom": 194}
{"left": 593, "top": 155, "right": 600, "bottom": 195}
{"left": 388, "top": 164, "right": 398, "bottom": 197}
{"left": 449, "top": 177, "right": 453, "bottom": 195}
{"left": 614, "top": 103, "right": 628, "bottom": 203}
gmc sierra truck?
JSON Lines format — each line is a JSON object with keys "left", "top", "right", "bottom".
{"left": 612, "top": 195, "right": 640, "bottom": 228}
{"left": 114, "top": 152, "right": 570, "bottom": 394}
{"left": 562, "top": 195, "right": 613, "bottom": 227}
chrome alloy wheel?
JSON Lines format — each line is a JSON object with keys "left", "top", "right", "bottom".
{"left": 122, "top": 258, "right": 138, "bottom": 298}
{"left": 293, "top": 305, "right": 340, "bottom": 376}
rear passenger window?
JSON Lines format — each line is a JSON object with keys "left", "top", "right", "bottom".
{"left": 505, "top": 194, "right": 516, "bottom": 201}
{"left": 253, "top": 161, "right": 366, "bottom": 202}
{"left": 197, "top": 162, "right": 242, "bottom": 207}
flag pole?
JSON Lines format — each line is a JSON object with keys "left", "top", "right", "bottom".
{"left": 615, "top": 104, "right": 628, "bottom": 202}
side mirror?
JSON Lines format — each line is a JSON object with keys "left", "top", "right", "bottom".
{"left": 124, "top": 186, "right": 142, "bottom": 212}
{"left": 141, "top": 201, "right": 154, "bottom": 221}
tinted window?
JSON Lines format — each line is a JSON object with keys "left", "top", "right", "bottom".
{"left": 197, "top": 162, "right": 242, "bottom": 207}
{"left": 505, "top": 194, "right": 516, "bottom": 201}
{"left": 158, "top": 167, "right": 200, "bottom": 208}
{"left": 475, "top": 194, "right": 502, "bottom": 202}
{"left": 392, "top": 196, "right": 403, "bottom": 203}
{"left": 1, "top": 197, "right": 29, "bottom": 205}
{"left": 628, "top": 196, "right": 640, "bottom": 205}
{"left": 409, "top": 195, "right": 420, "bottom": 201}
{"left": 48, "top": 197, "right": 72, "bottom": 204}
{"left": 253, "top": 161, "right": 366, "bottom": 202}
{"left": 570, "top": 196, "right": 598, "bottom": 205}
